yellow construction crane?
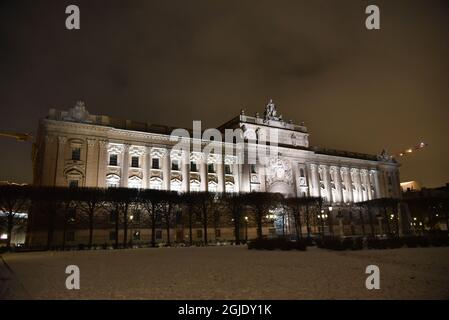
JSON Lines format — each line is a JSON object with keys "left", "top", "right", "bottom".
{"left": 0, "top": 131, "right": 33, "bottom": 142}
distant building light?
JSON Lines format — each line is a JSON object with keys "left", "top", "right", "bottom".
{"left": 0, "top": 234, "right": 7, "bottom": 240}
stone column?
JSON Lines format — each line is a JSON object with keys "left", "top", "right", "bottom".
{"left": 54, "top": 136, "right": 67, "bottom": 186}
{"left": 334, "top": 166, "right": 344, "bottom": 203}
{"left": 141, "top": 148, "right": 148, "bottom": 189}
{"left": 146, "top": 146, "right": 152, "bottom": 189}
{"left": 163, "top": 148, "right": 171, "bottom": 190}
{"left": 121, "top": 144, "right": 130, "bottom": 188}
{"left": 217, "top": 156, "right": 225, "bottom": 193}
{"left": 241, "top": 164, "right": 250, "bottom": 192}
{"left": 97, "top": 140, "right": 108, "bottom": 188}
{"left": 310, "top": 164, "right": 320, "bottom": 197}
{"left": 200, "top": 155, "right": 207, "bottom": 191}
{"left": 85, "top": 138, "right": 97, "bottom": 187}
{"left": 233, "top": 163, "right": 240, "bottom": 193}
{"left": 323, "top": 165, "right": 333, "bottom": 203}
{"left": 373, "top": 169, "right": 381, "bottom": 199}
{"left": 345, "top": 168, "right": 354, "bottom": 203}
{"left": 182, "top": 151, "right": 190, "bottom": 192}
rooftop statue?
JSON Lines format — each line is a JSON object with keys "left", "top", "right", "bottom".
{"left": 264, "top": 99, "right": 282, "bottom": 121}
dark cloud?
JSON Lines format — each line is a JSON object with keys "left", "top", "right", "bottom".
{"left": 0, "top": 0, "right": 448, "bottom": 187}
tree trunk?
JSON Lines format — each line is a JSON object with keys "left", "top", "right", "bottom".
{"left": 203, "top": 209, "right": 208, "bottom": 245}
{"left": 150, "top": 203, "right": 156, "bottom": 247}
{"left": 368, "top": 205, "right": 375, "bottom": 237}
{"left": 305, "top": 204, "right": 311, "bottom": 239}
{"left": 114, "top": 208, "right": 119, "bottom": 249}
{"left": 188, "top": 210, "right": 193, "bottom": 246}
{"left": 234, "top": 216, "right": 241, "bottom": 245}
{"left": 123, "top": 205, "right": 128, "bottom": 248}
{"left": 256, "top": 210, "right": 263, "bottom": 240}
{"left": 6, "top": 213, "right": 13, "bottom": 250}
{"left": 88, "top": 211, "right": 94, "bottom": 249}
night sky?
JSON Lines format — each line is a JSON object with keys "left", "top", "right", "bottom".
{"left": 0, "top": 0, "right": 448, "bottom": 187}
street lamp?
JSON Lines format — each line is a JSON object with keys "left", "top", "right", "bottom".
{"left": 244, "top": 216, "right": 249, "bottom": 242}
{"left": 328, "top": 206, "right": 334, "bottom": 237}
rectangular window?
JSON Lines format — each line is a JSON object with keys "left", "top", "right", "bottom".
{"left": 72, "top": 148, "right": 81, "bottom": 161}
{"left": 225, "top": 164, "right": 232, "bottom": 175}
{"left": 190, "top": 161, "right": 198, "bottom": 172}
{"left": 208, "top": 163, "right": 215, "bottom": 173}
{"left": 133, "top": 231, "right": 140, "bottom": 241}
{"left": 196, "top": 229, "right": 203, "bottom": 239}
{"left": 109, "top": 231, "right": 117, "bottom": 241}
{"left": 66, "top": 231, "right": 75, "bottom": 242}
{"left": 109, "top": 154, "right": 118, "bottom": 166}
{"left": 131, "top": 156, "right": 139, "bottom": 168}
{"left": 152, "top": 158, "right": 160, "bottom": 169}
{"left": 69, "top": 180, "right": 78, "bottom": 188}
{"left": 171, "top": 159, "right": 179, "bottom": 171}
{"left": 215, "top": 229, "right": 221, "bottom": 238}
{"left": 250, "top": 164, "right": 257, "bottom": 174}
{"left": 299, "top": 168, "right": 305, "bottom": 177}
{"left": 156, "top": 230, "right": 162, "bottom": 240}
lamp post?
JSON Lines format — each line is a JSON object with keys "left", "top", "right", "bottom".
{"left": 328, "top": 206, "right": 334, "bottom": 237}
{"left": 244, "top": 216, "right": 249, "bottom": 242}
{"left": 129, "top": 214, "right": 134, "bottom": 247}
{"left": 319, "top": 209, "right": 327, "bottom": 237}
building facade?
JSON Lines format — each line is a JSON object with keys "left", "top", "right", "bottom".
{"left": 33, "top": 100, "right": 401, "bottom": 202}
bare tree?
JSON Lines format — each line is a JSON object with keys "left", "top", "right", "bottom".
{"left": 0, "top": 185, "right": 31, "bottom": 250}
{"left": 244, "top": 192, "right": 283, "bottom": 240}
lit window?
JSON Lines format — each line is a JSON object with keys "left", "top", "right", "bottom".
{"left": 131, "top": 156, "right": 139, "bottom": 168}
{"left": 72, "top": 148, "right": 81, "bottom": 161}
{"left": 106, "top": 174, "right": 120, "bottom": 188}
{"left": 225, "top": 182, "right": 235, "bottom": 193}
{"left": 128, "top": 177, "right": 142, "bottom": 189}
{"left": 133, "top": 231, "right": 140, "bottom": 241}
{"left": 171, "top": 179, "right": 182, "bottom": 192}
{"left": 190, "top": 180, "right": 200, "bottom": 192}
{"left": 149, "top": 178, "right": 163, "bottom": 190}
{"left": 196, "top": 229, "right": 202, "bottom": 239}
{"left": 208, "top": 181, "right": 217, "bottom": 193}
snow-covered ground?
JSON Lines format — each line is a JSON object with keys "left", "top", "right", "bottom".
{"left": 1, "top": 246, "right": 449, "bottom": 299}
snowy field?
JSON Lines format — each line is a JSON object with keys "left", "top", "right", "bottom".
{"left": 1, "top": 246, "right": 449, "bottom": 299}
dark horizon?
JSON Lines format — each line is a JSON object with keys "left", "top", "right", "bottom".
{"left": 1, "top": 0, "right": 448, "bottom": 187}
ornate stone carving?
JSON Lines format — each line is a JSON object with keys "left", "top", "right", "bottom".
{"left": 264, "top": 99, "right": 283, "bottom": 121}
{"left": 265, "top": 157, "right": 293, "bottom": 186}
{"left": 62, "top": 101, "right": 92, "bottom": 123}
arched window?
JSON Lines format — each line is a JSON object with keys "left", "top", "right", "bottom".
{"left": 128, "top": 176, "right": 142, "bottom": 189}
{"left": 149, "top": 177, "right": 163, "bottom": 190}
{"left": 190, "top": 179, "right": 200, "bottom": 192}
{"left": 171, "top": 178, "right": 182, "bottom": 192}
{"left": 106, "top": 174, "right": 120, "bottom": 188}
{"left": 208, "top": 181, "right": 218, "bottom": 193}
{"left": 299, "top": 168, "right": 305, "bottom": 177}
{"left": 225, "top": 182, "right": 235, "bottom": 193}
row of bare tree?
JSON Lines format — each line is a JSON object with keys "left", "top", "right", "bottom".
{"left": 1, "top": 184, "right": 447, "bottom": 250}
{"left": 0, "top": 185, "right": 322, "bottom": 250}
